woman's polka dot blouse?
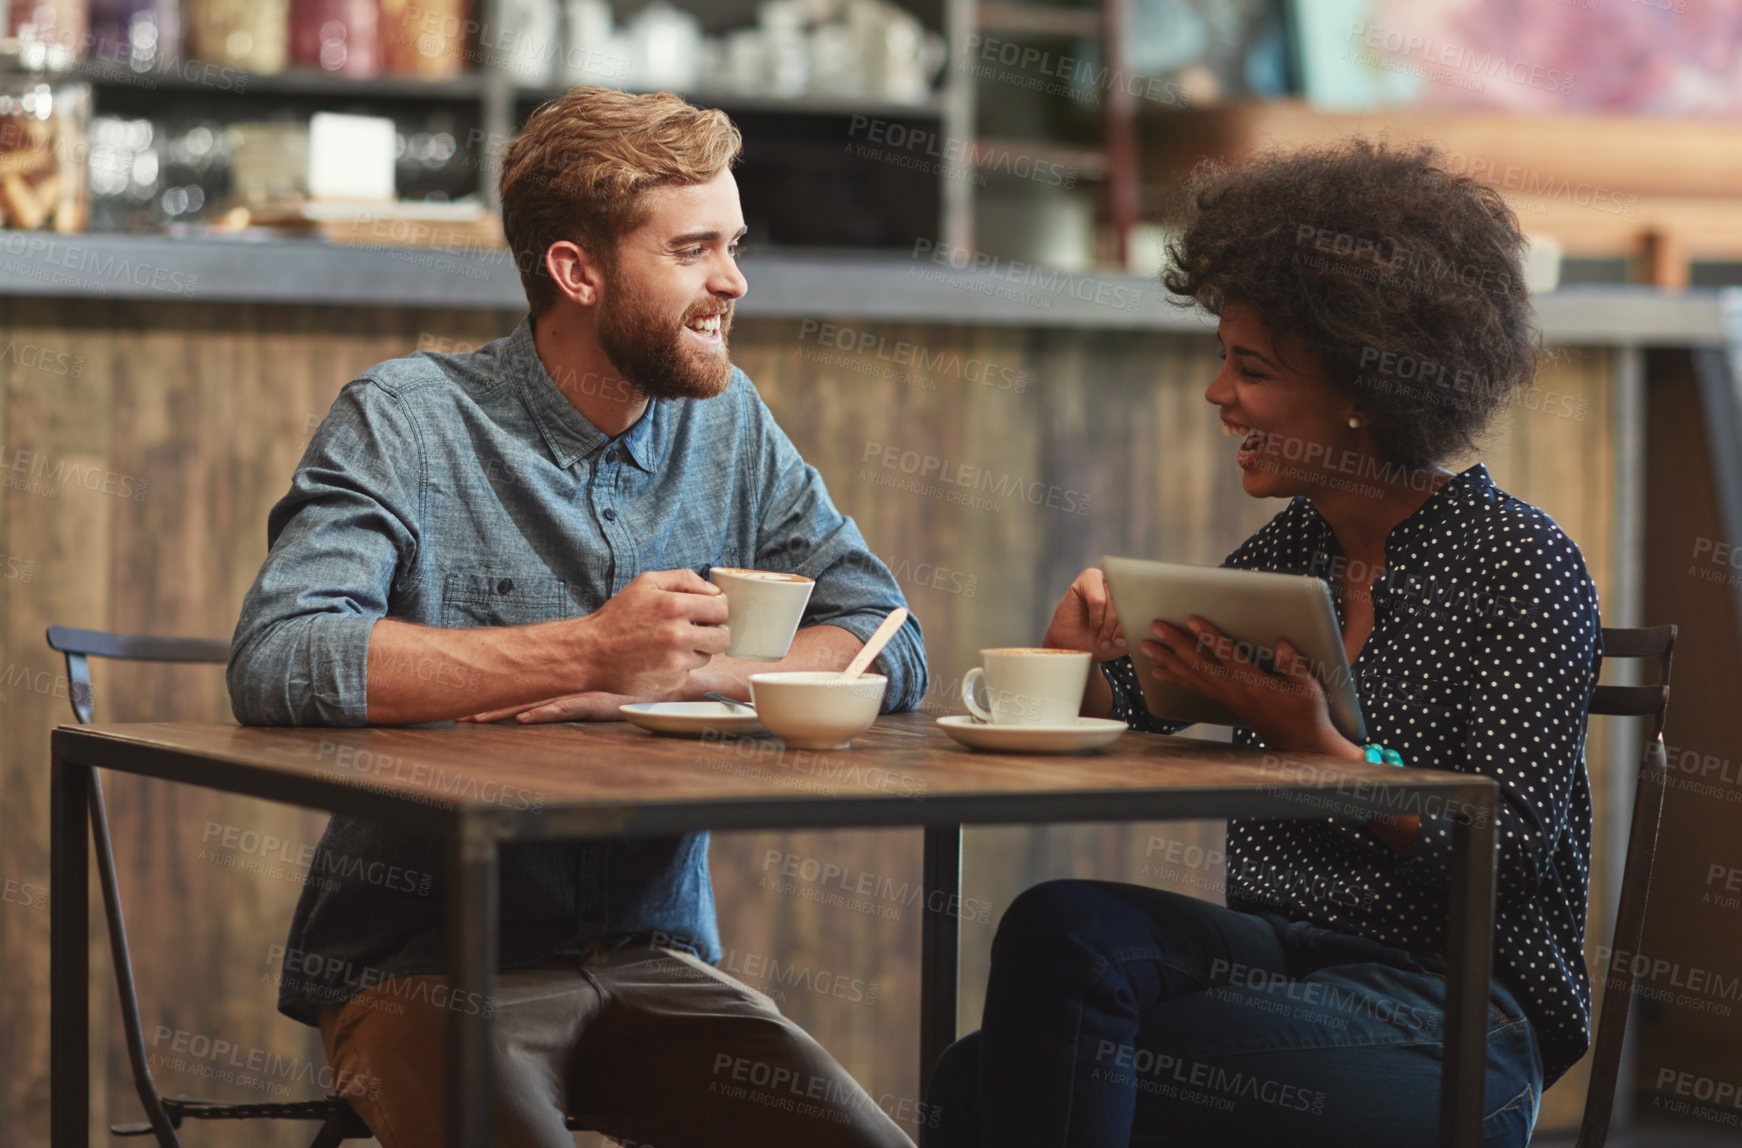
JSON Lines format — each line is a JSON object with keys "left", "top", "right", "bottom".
{"left": 1102, "top": 463, "right": 1601, "bottom": 1086}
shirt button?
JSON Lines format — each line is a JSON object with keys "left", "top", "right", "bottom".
{"left": 604, "top": 450, "right": 618, "bottom": 465}
{"left": 496, "top": 578, "right": 514, "bottom": 593}
{"left": 602, "top": 508, "right": 617, "bottom": 522}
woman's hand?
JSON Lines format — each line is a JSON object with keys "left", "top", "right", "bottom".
{"left": 1142, "top": 617, "right": 1350, "bottom": 755}
{"left": 1043, "top": 568, "right": 1128, "bottom": 661}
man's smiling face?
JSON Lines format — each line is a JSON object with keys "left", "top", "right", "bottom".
{"left": 596, "top": 169, "right": 749, "bottom": 401}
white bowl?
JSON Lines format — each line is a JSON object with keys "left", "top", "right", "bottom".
{"left": 747, "top": 671, "right": 887, "bottom": 749}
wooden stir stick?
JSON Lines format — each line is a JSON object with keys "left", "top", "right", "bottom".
{"left": 842, "top": 607, "right": 908, "bottom": 680}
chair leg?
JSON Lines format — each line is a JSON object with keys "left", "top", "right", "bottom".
{"left": 89, "top": 776, "right": 183, "bottom": 1148}
{"left": 307, "top": 1114, "right": 354, "bottom": 1148}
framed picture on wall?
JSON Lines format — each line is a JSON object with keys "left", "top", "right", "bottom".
{"left": 1292, "top": 0, "right": 1742, "bottom": 115}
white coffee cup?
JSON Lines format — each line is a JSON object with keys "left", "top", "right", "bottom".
{"left": 708, "top": 567, "right": 815, "bottom": 661}
{"left": 961, "top": 647, "right": 1091, "bottom": 726}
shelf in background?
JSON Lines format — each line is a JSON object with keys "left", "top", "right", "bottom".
{"left": 46, "top": 57, "right": 947, "bottom": 119}
{"left": 976, "top": 3, "right": 1103, "bottom": 37}
{"left": 0, "top": 234, "right": 1709, "bottom": 344}
{"left": 514, "top": 85, "right": 944, "bottom": 120}
{"left": 53, "top": 58, "right": 489, "bottom": 99}
{"left": 1131, "top": 100, "right": 1742, "bottom": 287}
{"left": 972, "top": 137, "right": 1108, "bottom": 180}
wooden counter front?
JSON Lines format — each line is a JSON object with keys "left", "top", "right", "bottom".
{"left": 0, "top": 295, "right": 1626, "bottom": 1143}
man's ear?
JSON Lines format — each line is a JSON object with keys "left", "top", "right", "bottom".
{"left": 545, "top": 240, "right": 607, "bottom": 308}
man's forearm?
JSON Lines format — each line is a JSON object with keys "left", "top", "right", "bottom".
{"left": 366, "top": 617, "right": 593, "bottom": 725}
{"left": 369, "top": 619, "right": 864, "bottom": 725}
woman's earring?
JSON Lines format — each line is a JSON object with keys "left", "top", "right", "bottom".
{"left": 1348, "top": 416, "right": 1362, "bottom": 429}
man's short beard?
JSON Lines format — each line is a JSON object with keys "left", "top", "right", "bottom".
{"left": 596, "top": 273, "right": 733, "bottom": 402}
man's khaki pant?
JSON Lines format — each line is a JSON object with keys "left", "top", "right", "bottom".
{"left": 317, "top": 942, "right": 916, "bottom": 1148}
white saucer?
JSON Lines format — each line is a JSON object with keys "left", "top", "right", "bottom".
{"left": 619, "top": 702, "right": 766, "bottom": 738}
{"left": 936, "top": 715, "right": 1128, "bottom": 754}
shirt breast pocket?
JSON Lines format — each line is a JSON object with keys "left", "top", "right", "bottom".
{"left": 441, "top": 572, "right": 574, "bottom": 629}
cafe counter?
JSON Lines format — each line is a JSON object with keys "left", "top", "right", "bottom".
{"left": 0, "top": 232, "right": 1725, "bottom": 340}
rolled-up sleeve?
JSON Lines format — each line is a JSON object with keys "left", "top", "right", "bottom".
{"left": 745, "top": 390, "right": 927, "bottom": 713}
{"left": 228, "top": 379, "right": 425, "bottom": 726}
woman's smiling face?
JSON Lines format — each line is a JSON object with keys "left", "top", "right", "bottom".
{"left": 1204, "top": 301, "right": 1366, "bottom": 501}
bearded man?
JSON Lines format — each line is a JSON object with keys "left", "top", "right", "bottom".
{"left": 228, "top": 86, "right": 924, "bottom": 1147}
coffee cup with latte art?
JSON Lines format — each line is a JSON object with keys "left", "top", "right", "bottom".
{"left": 707, "top": 567, "right": 816, "bottom": 661}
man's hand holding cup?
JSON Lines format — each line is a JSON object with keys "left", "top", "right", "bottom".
{"left": 459, "top": 569, "right": 730, "bottom": 723}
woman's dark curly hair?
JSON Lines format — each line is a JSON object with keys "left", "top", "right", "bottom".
{"left": 1163, "top": 139, "right": 1541, "bottom": 469}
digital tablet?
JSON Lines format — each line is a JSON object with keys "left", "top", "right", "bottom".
{"left": 1100, "top": 556, "right": 1367, "bottom": 742}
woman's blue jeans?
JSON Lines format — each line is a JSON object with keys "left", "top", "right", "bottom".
{"left": 922, "top": 880, "right": 1543, "bottom": 1148}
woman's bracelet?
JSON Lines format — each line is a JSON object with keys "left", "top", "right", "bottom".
{"left": 1350, "top": 743, "right": 1403, "bottom": 826}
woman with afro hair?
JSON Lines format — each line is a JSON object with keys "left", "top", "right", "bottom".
{"left": 923, "top": 140, "right": 1600, "bottom": 1148}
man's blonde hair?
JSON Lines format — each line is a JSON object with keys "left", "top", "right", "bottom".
{"left": 500, "top": 87, "right": 743, "bottom": 314}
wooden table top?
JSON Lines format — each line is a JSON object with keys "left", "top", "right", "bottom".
{"left": 52, "top": 713, "right": 1494, "bottom": 840}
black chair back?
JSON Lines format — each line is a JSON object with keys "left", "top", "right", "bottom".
{"left": 46, "top": 626, "right": 369, "bottom": 1147}
{"left": 1578, "top": 624, "right": 1677, "bottom": 1148}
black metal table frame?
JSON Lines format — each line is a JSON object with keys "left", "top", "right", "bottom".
{"left": 49, "top": 725, "right": 1498, "bottom": 1148}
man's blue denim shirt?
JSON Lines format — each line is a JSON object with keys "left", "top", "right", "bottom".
{"left": 229, "top": 317, "right": 927, "bottom": 1025}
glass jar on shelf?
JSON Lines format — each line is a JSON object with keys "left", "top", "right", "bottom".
{"left": 88, "top": 115, "right": 161, "bottom": 232}
{"left": 381, "top": 0, "right": 472, "bottom": 79}
{"left": 187, "top": 0, "right": 290, "bottom": 74}
{"left": 89, "top": 0, "right": 183, "bottom": 73}
{"left": 8, "top": 0, "right": 89, "bottom": 69}
{"left": 290, "top": 0, "right": 381, "bottom": 77}
{"left": 0, "top": 76, "right": 90, "bottom": 231}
